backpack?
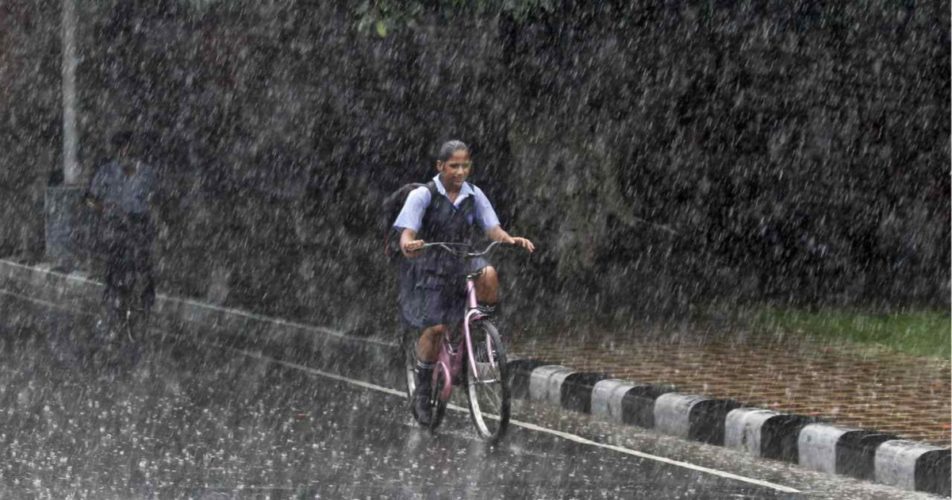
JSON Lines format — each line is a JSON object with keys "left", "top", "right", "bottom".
{"left": 382, "top": 180, "right": 437, "bottom": 260}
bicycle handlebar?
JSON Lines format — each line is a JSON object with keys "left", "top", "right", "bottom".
{"left": 421, "top": 240, "right": 507, "bottom": 258}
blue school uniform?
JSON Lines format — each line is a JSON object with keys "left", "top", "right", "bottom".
{"left": 393, "top": 175, "right": 501, "bottom": 329}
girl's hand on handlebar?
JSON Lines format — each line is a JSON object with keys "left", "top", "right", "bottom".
{"left": 508, "top": 237, "right": 535, "bottom": 253}
{"left": 401, "top": 239, "right": 425, "bottom": 258}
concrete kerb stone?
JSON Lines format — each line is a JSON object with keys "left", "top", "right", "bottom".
{"left": 798, "top": 423, "right": 857, "bottom": 475}
{"left": 874, "top": 440, "right": 950, "bottom": 495}
{"left": 591, "top": 379, "right": 635, "bottom": 422}
{"left": 560, "top": 372, "right": 611, "bottom": 413}
{"left": 760, "top": 413, "right": 816, "bottom": 463}
{"left": 528, "top": 365, "right": 574, "bottom": 405}
{"left": 725, "top": 408, "right": 779, "bottom": 456}
{"left": 506, "top": 359, "right": 549, "bottom": 399}
{"left": 654, "top": 393, "right": 742, "bottom": 445}
{"left": 915, "top": 448, "right": 952, "bottom": 497}
{"left": 654, "top": 393, "right": 710, "bottom": 440}
{"left": 621, "top": 384, "right": 675, "bottom": 428}
{"left": 837, "top": 430, "right": 898, "bottom": 481}
{"left": 688, "top": 398, "right": 743, "bottom": 445}
{"left": 546, "top": 368, "right": 576, "bottom": 405}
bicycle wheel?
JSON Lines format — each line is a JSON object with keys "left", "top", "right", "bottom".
{"left": 429, "top": 364, "right": 448, "bottom": 430}
{"left": 465, "top": 320, "right": 510, "bottom": 442}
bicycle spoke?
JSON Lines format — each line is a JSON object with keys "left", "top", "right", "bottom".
{"left": 466, "top": 321, "right": 510, "bottom": 442}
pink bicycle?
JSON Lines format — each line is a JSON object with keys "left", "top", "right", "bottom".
{"left": 402, "top": 241, "right": 511, "bottom": 442}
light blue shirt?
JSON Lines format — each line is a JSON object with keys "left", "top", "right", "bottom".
{"left": 393, "top": 175, "right": 500, "bottom": 233}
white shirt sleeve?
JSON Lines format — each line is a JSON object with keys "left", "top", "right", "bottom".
{"left": 392, "top": 186, "right": 432, "bottom": 232}
{"left": 473, "top": 187, "right": 501, "bottom": 231}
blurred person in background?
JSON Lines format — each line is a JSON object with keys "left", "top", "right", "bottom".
{"left": 84, "top": 129, "right": 157, "bottom": 364}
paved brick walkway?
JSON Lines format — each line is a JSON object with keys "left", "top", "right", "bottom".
{"left": 513, "top": 332, "right": 951, "bottom": 445}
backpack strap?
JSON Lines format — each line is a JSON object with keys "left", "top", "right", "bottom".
{"left": 384, "top": 181, "right": 440, "bottom": 260}
{"left": 421, "top": 180, "right": 439, "bottom": 214}
{"left": 420, "top": 180, "right": 441, "bottom": 228}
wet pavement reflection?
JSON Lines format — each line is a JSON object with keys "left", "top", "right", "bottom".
{"left": 0, "top": 305, "right": 791, "bottom": 499}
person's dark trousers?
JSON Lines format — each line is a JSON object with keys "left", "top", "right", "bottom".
{"left": 102, "top": 216, "right": 155, "bottom": 316}
{"left": 99, "top": 215, "right": 155, "bottom": 369}
{"left": 130, "top": 220, "right": 156, "bottom": 317}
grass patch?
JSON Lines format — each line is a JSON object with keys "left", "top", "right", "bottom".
{"left": 751, "top": 307, "right": 951, "bottom": 360}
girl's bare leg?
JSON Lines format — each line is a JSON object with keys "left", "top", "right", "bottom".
{"left": 475, "top": 266, "right": 499, "bottom": 304}
{"left": 417, "top": 324, "right": 445, "bottom": 362}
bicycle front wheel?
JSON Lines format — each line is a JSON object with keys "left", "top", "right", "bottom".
{"left": 465, "top": 320, "right": 510, "bottom": 442}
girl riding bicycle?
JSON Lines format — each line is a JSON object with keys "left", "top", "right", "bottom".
{"left": 393, "top": 140, "right": 535, "bottom": 426}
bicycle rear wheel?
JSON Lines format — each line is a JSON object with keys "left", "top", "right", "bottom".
{"left": 465, "top": 320, "right": 510, "bottom": 442}
{"left": 429, "top": 364, "right": 448, "bottom": 430}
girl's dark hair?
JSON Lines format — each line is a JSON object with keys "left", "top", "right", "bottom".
{"left": 437, "top": 140, "right": 469, "bottom": 162}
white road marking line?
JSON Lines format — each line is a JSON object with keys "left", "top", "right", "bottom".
{"left": 1, "top": 288, "right": 800, "bottom": 493}
{"left": 0, "top": 289, "right": 91, "bottom": 315}
{"left": 226, "top": 347, "right": 801, "bottom": 494}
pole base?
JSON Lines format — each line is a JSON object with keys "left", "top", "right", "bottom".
{"left": 44, "top": 185, "right": 87, "bottom": 272}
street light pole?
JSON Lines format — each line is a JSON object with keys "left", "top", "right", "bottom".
{"left": 61, "top": 0, "right": 79, "bottom": 185}
{"left": 45, "top": 0, "right": 81, "bottom": 270}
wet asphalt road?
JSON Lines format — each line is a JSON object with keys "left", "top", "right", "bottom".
{"left": 0, "top": 299, "right": 797, "bottom": 499}
{"left": 0, "top": 293, "right": 931, "bottom": 499}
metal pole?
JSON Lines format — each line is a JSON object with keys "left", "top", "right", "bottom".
{"left": 61, "top": 0, "right": 79, "bottom": 185}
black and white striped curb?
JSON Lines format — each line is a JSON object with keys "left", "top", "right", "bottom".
{"left": 507, "top": 361, "right": 951, "bottom": 497}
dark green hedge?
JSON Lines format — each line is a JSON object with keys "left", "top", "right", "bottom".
{"left": 1, "top": 0, "right": 948, "bottom": 332}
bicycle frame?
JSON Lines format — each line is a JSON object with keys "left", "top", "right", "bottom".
{"left": 432, "top": 270, "right": 495, "bottom": 402}
{"left": 412, "top": 241, "right": 505, "bottom": 405}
